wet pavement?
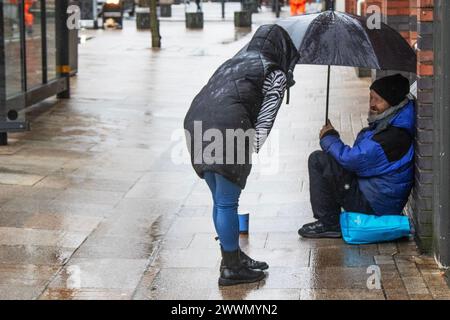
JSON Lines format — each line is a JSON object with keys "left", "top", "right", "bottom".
{"left": 1, "top": 5, "right": 449, "bottom": 300}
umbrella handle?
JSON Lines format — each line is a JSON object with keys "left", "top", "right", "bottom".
{"left": 325, "top": 65, "right": 330, "bottom": 126}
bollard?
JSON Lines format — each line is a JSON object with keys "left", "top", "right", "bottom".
{"left": 234, "top": 10, "right": 252, "bottom": 28}
{"left": 0, "top": 133, "right": 7, "bottom": 146}
{"left": 160, "top": 4, "right": 172, "bottom": 17}
{"left": 136, "top": 7, "right": 151, "bottom": 30}
{"left": 355, "top": 67, "right": 371, "bottom": 78}
{"left": 221, "top": 0, "right": 225, "bottom": 19}
{"left": 160, "top": 0, "right": 174, "bottom": 17}
{"left": 242, "top": 0, "right": 258, "bottom": 13}
{"left": 186, "top": 12, "right": 204, "bottom": 29}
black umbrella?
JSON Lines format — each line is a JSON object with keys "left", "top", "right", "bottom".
{"left": 277, "top": 9, "right": 417, "bottom": 124}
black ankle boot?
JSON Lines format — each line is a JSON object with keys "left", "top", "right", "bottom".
{"left": 219, "top": 248, "right": 266, "bottom": 287}
{"left": 220, "top": 248, "right": 269, "bottom": 271}
{"left": 215, "top": 238, "right": 269, "bottom": 271}
{"left": 239, "top": 249, "right": 269, "bottom": 270}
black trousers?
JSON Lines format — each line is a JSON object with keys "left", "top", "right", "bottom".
{"left": 308, "top": 150, "right": 374, "bottom": 226}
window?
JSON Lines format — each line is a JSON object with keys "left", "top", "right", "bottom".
{"left": 3, "top": 0, "right": 23, "bottom": 97}
{"left": 46, "top": 0, "right": 56, "bottom": 80}
{"left": 25, "top": 0, "right": 43, "bottom": 88}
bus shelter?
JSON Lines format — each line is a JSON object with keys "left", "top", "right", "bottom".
{"left": 0, "top": 0, "right": 78, "bottom": 145}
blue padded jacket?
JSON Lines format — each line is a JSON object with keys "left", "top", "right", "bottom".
{"left": 320, "top": 100, "right": 415, "bottom": 215}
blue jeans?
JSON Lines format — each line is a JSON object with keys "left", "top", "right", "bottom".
{"left": 203, "top": 172, "right": 242, "bottom": 252}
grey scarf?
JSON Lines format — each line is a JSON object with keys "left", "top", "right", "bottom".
{"left": 367, "top": 97, "right": 410, "bottom": 134}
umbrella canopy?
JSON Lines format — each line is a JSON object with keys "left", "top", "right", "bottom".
{"left": 277, "top": 10, "right": 417, "bottom": 72}
{"left": 276, "top": 10, "right": 417, "bottom": 124}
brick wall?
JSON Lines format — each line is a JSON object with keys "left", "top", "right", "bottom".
{"left": 345, "top": 0, "right": 357, "bottom": 14}
{"left": 409, "top": 0, "right": 434, "bottom": 251}
{"left": 360, "top": 0, "right": 383, "bottom": 16}
{"left": 409, "top": 0, "right": 418, "bottom": 46}
{"left": 382, "top": 0, "right": 412, "bottom": 44}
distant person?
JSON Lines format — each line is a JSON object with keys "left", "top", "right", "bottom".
{"left": 10, "top": 0, "right": 34, "bottom": 33}
{"left": 24, "top": 0, "right": 35, "bottom": 34}
{"left": 298, "top": 74, "right": 415, "bottom": 238}
{"left": 290, "top": 0, "right": 306, "bottom": 15}
{"left": 271, "top": 0, "right": 285, "bottom": 12}
{"left": 325, "top": 0, "right": 334, "bottom": 10}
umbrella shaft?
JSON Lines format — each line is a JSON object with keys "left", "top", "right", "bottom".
{"left": 325, "top": 65, "right": 330, "bottom": 125}
{"left": 326, "top": 0, "right": 335, "bottom": 11}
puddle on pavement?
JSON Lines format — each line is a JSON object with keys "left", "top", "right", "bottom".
{"left": 79, "top": 34, "right": 95, "bottom": 44}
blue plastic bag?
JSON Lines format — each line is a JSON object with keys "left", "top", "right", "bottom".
{"left": 340, "top": 212, "right": 412, "bottom": 245}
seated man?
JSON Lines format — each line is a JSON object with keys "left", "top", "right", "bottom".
{"left": 298, "top": 74, "right": 415, "bottom": 238}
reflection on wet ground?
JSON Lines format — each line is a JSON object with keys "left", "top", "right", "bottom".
{"left": 0, "top": 6, "right": 449, "bottom": 300}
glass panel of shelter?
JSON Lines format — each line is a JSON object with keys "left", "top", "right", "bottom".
{"left": 3, "top": 0, "right": 24, "bottom": 98}
{"left": 2, "top": 0, "right": 58, "bottom": 95}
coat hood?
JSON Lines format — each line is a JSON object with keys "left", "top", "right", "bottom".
{"left": 389, "top": 99, "right": 415, "bottom": 136}
{"left": 242, "top": 24, "right": 299, "bottom": 76}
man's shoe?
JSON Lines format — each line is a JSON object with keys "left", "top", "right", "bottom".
{"left": 298, "top": 221, "right": 342, "bottom": 239}
{"left": 219, "top": 248, "right": 266, "bottom": 287}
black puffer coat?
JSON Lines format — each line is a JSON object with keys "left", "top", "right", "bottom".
{"left": 184, "top": 24, "right": 299, "bottom": 189}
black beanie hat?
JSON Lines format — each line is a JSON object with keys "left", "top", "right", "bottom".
{"left": 370, "top": 74, "right": 410, "bottom": 106}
